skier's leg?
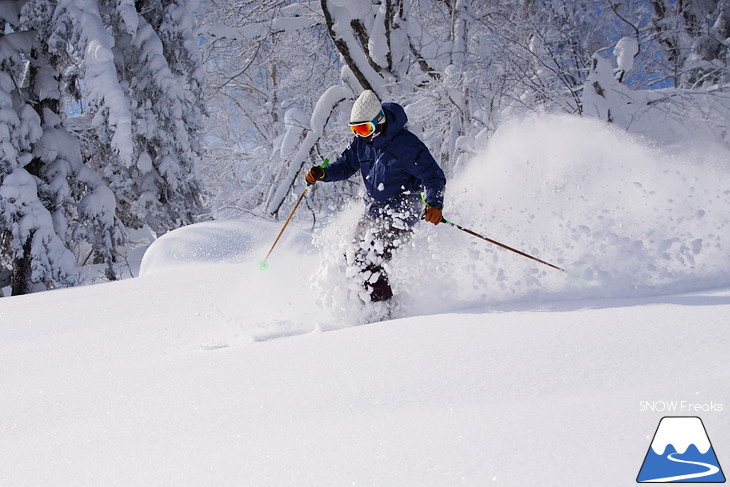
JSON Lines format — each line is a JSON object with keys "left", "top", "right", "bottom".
{"left": 362, "top": 263, "right": 393, "bottom": 302}
{"left": 349, "top": 217, "right": 385, "bottom": 302}
{"left": 349, "top": 216, "right": 412, "bottom": 303}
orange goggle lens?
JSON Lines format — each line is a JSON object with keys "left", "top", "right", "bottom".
{"left": 349, "top": 121, "right": 376, "bottom": 137}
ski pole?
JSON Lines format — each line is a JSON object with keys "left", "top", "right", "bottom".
{"left": 258, "top": 159, "right": 329, "bottom": 270}
{"left": 440, "top": 217, "right": 565, "bottom": 273}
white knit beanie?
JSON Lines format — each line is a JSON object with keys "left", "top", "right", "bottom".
{"left": 350, "top": 90, "right": 383, "bottom": 123}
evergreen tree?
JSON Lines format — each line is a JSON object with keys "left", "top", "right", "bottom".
{"left": 49, "top": 0, "right": 205, "bottom": 234}
{"left": 0, "top": 17, "right": 77, "bottom": 294}
{"left": 1, "top": 0, "right": 206, "bottom": 295}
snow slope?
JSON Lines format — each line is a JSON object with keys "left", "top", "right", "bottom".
{"left": 1, "top": 115, "right": 729, "bottom": 486}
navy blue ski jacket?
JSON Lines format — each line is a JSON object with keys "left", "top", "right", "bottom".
{"left": 323, "top": 102, "right": 446, "bottom": 227}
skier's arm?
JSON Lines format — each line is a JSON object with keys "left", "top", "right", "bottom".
{"left": 407, "top": 146, "right": 446, "bottom": 209}
{"left": 322, "top": 140, "right": 361, "bottom": 182}
{"left": 305, "top": 139, "right": 361, "bottom": 185}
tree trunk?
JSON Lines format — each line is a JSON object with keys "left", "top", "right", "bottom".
{"left": 321, "top": 0, "right": 374, "bottom": 91}
{"left": 11, "top": 233, "right": 35, "bottom": 296}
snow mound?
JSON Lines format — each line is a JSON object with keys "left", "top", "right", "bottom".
{"left": 140, "top": 220, "right": 274, "bottom": 276}
{"left": 137, "top": 219, "right": 329, "bottom": 339}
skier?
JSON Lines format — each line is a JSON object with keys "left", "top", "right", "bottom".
{"left": 305, "top": 90, "right": 446, "bottom": 308}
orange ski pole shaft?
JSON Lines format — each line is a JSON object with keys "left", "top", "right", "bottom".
{"left": 259, "top": 159, "right": 329, "bottom": 269}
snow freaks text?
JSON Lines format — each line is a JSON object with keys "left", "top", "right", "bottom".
{"left": 639, "top": 401, "right": 725, "bottom": 413}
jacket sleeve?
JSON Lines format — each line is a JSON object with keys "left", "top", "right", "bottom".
{"left": 405, "top": 143, "right": 446, "bottom": 209}
{"left": 323, "top": 139, "right": 361, "bottom": 182}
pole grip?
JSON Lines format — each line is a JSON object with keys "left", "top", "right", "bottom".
{"left": 306, "top": 158, "right": 330, "bottom": 189}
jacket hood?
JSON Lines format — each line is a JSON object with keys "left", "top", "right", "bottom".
{"left": 377, "top": 102, "right": 408, "bottom": 144}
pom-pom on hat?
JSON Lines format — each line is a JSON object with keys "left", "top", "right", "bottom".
{"left": 350, "top": 90, "right": 383, "bottom": 123}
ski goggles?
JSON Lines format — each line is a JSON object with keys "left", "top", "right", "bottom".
{"left": 348, "top": 110, "right": 385, "bottom": 137}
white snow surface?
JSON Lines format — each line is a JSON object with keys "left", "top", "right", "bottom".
{"left": 2, "top": 115, "right": 730, "bottom": 486}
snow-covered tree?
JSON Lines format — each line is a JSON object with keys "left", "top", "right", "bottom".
{"left": 21, "top": 1, "right": 126, "bottom": 282}
{"left": 195, "top": 0, "right": 730, "bottom": 231}
{"left": 198, "top": 0, "right": 350, "bottom": 220}
{"left": 48, "top": 0, "right": 206, "bottom": 234}
{"left": 1, "top": 0, "right": 206, "bottom": 295}
{"left": 0, "top": 19, "right": 77, "bottom": 294}
{"left": 649, "top": 0, "right": 730, "bottom": 88}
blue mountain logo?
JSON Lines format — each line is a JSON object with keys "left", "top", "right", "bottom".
{"left": 638, "top": 416, "right": 725, "bottom": 483}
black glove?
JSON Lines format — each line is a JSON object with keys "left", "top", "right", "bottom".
{"left": 305, "top": 166, "right": 326, "bottom": 185}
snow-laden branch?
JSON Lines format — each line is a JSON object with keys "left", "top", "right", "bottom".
{"left": 205, "top": 16, "right": 319, "bottom": 42}
{"left": 55, "top": 0, "right": 134, "bottom": 167}
{"left": 321, "top": 0, "right": 385, "bottom": 92}
{"left": 266, "top": 84, "right": 350, "bottom": 216}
